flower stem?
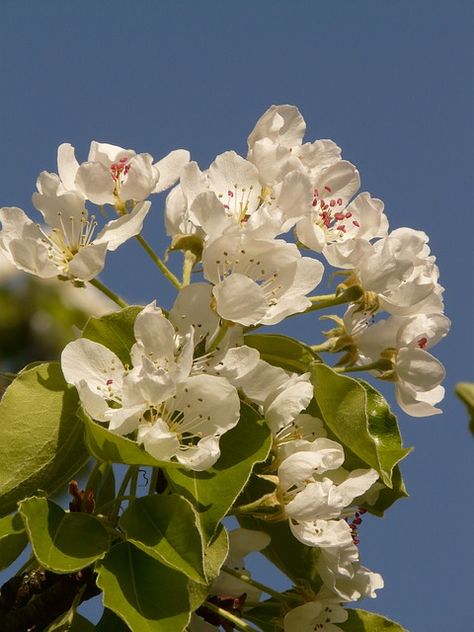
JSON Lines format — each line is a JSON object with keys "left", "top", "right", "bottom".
{"left": 203, "top": 601, "right": 260, "bottom": 632}
{"left": 306, "top": 285, "right": 363, "bottom": 312}
{"left": 135, "top": 234, "right": 182, "bottom": 289}
{"left": 89, "top": 278, "right": 128, "bottom": 308}
{"left": 148, "top": 467, "right": 159, "bottom": 495}
{"left": 310, "top": 341, "right": 335, "bottom": 353}
{"left": 334, "top": 358, "right": 393, "bottom": 374}
{"left": 222, "top": 567, "right": 298, "bottom": 604}
{"left": 182, "top": 250, "right": 196, "bottom": 287}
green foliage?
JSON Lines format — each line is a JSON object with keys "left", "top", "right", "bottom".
{"left": 79, "top": 409, "right": 179, "bottom": 468}
{"left": 341, "top": 609, "right": 408, "bottom": 631}
{"left": 96, "top": 609, "right": 132, "bottom": 631}
{"left": 82, "top": 306, "right": 142, "bottom": 365}
{"left": 119, "top": 495, "right": 206, "bottom": 584}
{"left": 244, "top": 333, "right": 320, "bottom": 373}
{"left": 188, "top": 525, "right": 229, "bottom": 610}
{"left": 0, "top": 512, "right": 28, "bottom": 570}
{"left": 245, "top": 599, "right": 283, "bottom": 632}
{"left": 96, "top": 542, "right": 190, "bottom": 632}
{"left": 44, "top": 611, "right": 95, "bottom": 631}
{"left": 0, "top": 362, "right": 89, "bottom": 517}
{"left": 312, "top": 365, "right": 410, "bottom": 487}
{"left": 167, "top": 403, "right": 271, "bottom": 540}
{"left": 455, "top": 382, "right": 474, "bottom": 435}
{"left": 87, "top": 462, "right": 116, "bottom": 514}
{"left": 18, "top": 496, "right": 110, "bottom": 573}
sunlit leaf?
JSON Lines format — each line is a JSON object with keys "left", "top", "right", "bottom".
{"left": 19, "top": 496, "right": 110, "bottom": 573}
{"left": 96, "top": 542, "right": 190, "bottom": 632}
{"left": 0, "top": 363, "right": 88, "bottom": 517}
{"left": 312, "top": 365, "right": 410, "bottom": 487}
{"left": 0, "top": 512, "right": 28, "bottom": 570}
{"left": 120, "top": 495, "right": 205, "bottom": 583}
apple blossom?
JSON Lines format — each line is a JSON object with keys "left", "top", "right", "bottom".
{"left": 0, "top": 198, "right": 150, "bottom": 281}
{"left": 61, "top": 302, "right": 240, "bottom": 470}
{"left": 203, "top": 233, "right": 324, "bottom": 326}
{"left": 57, "top": 141, "right": 189, "bottom": 207}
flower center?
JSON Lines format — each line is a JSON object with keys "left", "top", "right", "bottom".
{"left": 42, "top": 211, "right": 98, "bottom": 271}
{"left": 312, "top": 186, "right": 359, "bottom": 240}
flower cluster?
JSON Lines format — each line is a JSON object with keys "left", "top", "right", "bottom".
{"left": 0, "top": 105, "right": 449, "bottom": 630}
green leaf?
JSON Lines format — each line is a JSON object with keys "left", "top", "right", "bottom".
{"left": 455, "top": 382, "right": 474, "bottom": 435}
{"left": 18, "top": 496, "right": 110, "bottom": 573}
{"left": 341, "top": 609, "right": 408, "bottom": 631}
{"left": 119, "top": 495, "right": 205, "bottom": 584}
{"left": 96, "top": 542, "right": 190, "bottom": 632}
{"left": 0, "top": 512, "right": 28, "bottom": 570}
{"left": 96, "top": 609, "right": 131, "bottom": 631}
{"left": 188, "top": 525, "right": 229, "bottom": 610}
{"left": 167, "top": 403, "right": 271, "bottom": 540}
{"left": 86, "top": 462, "right": 116, "bottom": 514}
{"left": 44, "top": 611, "right": 95, "bottom": 632}
{"left": 367, "top": 465, "right": 409, "bottom": 516}
{"left": 244, "top": 333, "right": 319, "bottom": 373}
{"left": 312, "top": 365, "right": 410, "bottom": 487}
{"left": 0, "top": 362, "right": 89, "bottom": 517}
{"left": 79, "top": 408, "right": 180, "bottom": 468}
{"left": 82, "top": 306, "right": 142, "bottom": 365}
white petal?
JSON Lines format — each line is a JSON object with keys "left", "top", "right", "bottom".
{"left": 75, "top": 162, "right": 115, "bottom": 205}
{"left": 76, "top": 380, "right": 111, "bottom": 422}
{"left": 57, "top": 143, "right": 80, "bottom": 190}
{"left": 285, "top": 480, "right": 344, "bottom": 521}
{"left": 248, "top": 105, "right": 306, "bottom": 149}
{"left": 276, "top": 170, "right": 313, "bottom": 223}
{"left": 336, "top": 469, "right": 379, "bottom": 506}
{"left": 61, "top": 338, "right": 124, "bottom": 394}
{"left": 175, "top": 435, "right": 221, "bottom": 471}
{"left": 153, "top": 149, "right": 190, "bottom": 193}
{"left": 119, "top": 154, "right": 157, "bottom": 201}
{"left": 133, "top": 301, "right": 176, "bottom": 367}
{"left": 88, "top": 141, "right": 133, "bottom": 165}
{"left": 396, "top": 383, "right": 445, "bottom": 417}
{"left": 397, "top": 347, "right": 445, "bottom": 391}
{"left": 139, "top": 420, "right": 180, "bottom": 460}
{"left": 96, "top": 201, "right": 151, "bottom": 251}
{"left": 68, "top": 243, "right": 108, "bottom": 280}
{"left": 290, "top": 518, "right": 353, "bottom": 548}
{"left": 235, "top": 359, "right": 289, "bottom": 405}
{"left": 212, "top": 274, "right": 267, "bottom": 326}
{"left": 107, "top": 404, "right": 146, "bottom": 435}
{"left": 227, "top": 528, "right": 271, "bottom": 559}
{"left": 7, "top": 237, "right": 57, "bottom": 278}
{"left": 173, "top": 374, "right": 240, "bottom": 437}
{"left": 264, "top": 374, "right": 313, "bottom": 433}
{"left": 169, "top": 283, "right": 220, "bottom": 344}
{"left": 189, "top": 191, "right": 233, "bottom": 237}
{"left": 208, "top": 151, "right": 261, "bottom": 215}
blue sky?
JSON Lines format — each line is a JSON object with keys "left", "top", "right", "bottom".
{"left": 1, "top": 1, "right": 473, "bottom": 630}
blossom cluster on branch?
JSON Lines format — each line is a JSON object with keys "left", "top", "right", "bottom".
{"left": 0, "top": 105, "right": 448, "bottom": 632}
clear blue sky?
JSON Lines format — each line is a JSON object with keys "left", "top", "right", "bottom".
{"left": 1, "top": 1, "right": 473, "bottom": 630}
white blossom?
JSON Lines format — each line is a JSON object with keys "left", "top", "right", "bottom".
{"left": 0, "top": 197, "right": 150, "bottom": 281}
{"left": 203, "top": 233, "right": 324, "bottom": 326}
{"left": 57, "top": 141, "right": 189, "bottom": 206}
{"left": 61, "top": 302, "right": 240, "bottom": 470}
